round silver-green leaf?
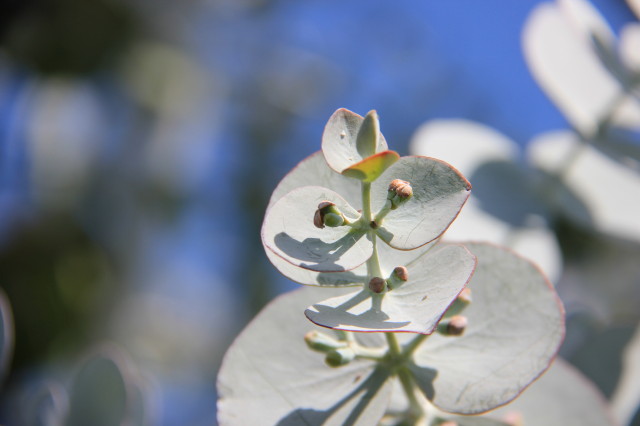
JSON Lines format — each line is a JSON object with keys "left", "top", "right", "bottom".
{"left": 217, "top": 287, "right": 393, "bottom": 426}
{"left": 322, "top": 108, "right": 388, "bottom": 174}
{"left": 371, "top": 156, "right": 471, "bottom": 250}
{"left": 409, "top": 242, "right": 564, "bottom": 414}
{"left": 487, "top": 358, "right": 615, "bottom": 425}
{"left": 305, "top": 244, "right": 476, "bottom": 333}
{"left": 262, "top": 186, "right": 372, "bottom": 272}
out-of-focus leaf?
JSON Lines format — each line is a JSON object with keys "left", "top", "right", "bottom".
{"left": 0, "top": 289, "right": 13, "bottom": 382}
{"left": 409, "top": 242, "right": 564, "bottom": 414}
{"left": 217, "top": 287, "right": 392, "bottom": 426}
{"left": 409, "top": 119, "right": 563, "bottom": 282}
{"left": 487, "top": 358, "right": 614, "bottom": 425}
{"left": 523, "top": 0, "right": 640, "bottom": 136}
{"left": 322, "top": 108, "right": 388, "bottom": 174}
{"left": 409, "top": 119, "right": 518, "bottom": 176}
{"left": 612, "top": 325, "right": 640, "bottom": 426}
{"left": 593, "top": 126, "right": 640, "bottom": 164}
{"left": 370, "top": 156, "right": 471, "bottom": 250}
{"left": 305, "top": 244, "right": 476, "bottom": 333}
{"left": 342, "top": 150, "right": 400, "bottom": 183}
{"left": 262, "top": 186, "right": 372, "bottom": 272}
{"left": 67, "top": 346, "right": 132, "bottom": 426}
{"left": 22, "top": 381, "right": 69, "bottom": 426}
{"left": 528, "top": 130, "right": 640, "bottom": 241}
{"left": 628, "top": 0, "right": 640, "bottom": 20}
{"left": 620, "top": 23, "right": 640, "bottom": 74}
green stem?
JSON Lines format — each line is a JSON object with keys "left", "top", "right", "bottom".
{"left": 361, "top": 181, "right": 426, "bottom": 421}
{"left": 402, "top": 333, "right": 430, "bottom": 358}
{"left": 361, "top": 182, "right": 372, "bottom": 223}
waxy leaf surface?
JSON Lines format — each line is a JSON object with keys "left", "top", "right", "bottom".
{"left": 217, "top": 287, "right": 393, "bottom": 426}
{"left": 408, "top": 242, "right": 564, "bottom": 414}
{"left": 488, "top": 358, "right": 614, "bottom": 425}
{"left": 371, "top": 156, "right": 471, "bottom": 250}
{"left": 322, "top": 108, "right": 388, "bottom": 174}
{"left": 305, "top": 244, "right": 476, "bottom": 333}
{"left": 263, "top": 186, "right": 372, "bottom": 272}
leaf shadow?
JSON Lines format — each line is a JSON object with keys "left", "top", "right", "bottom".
{"left": 276, "top": 366, "right": 390, "bottom": 426}
{"left": 274, "top": 230, "right": 368, "bottom": 272}
{"left": 306, "top": 291, "right": 411, "bottom": 331}
{"left": 407, "top": 361, "right": 437, "bottom": 402}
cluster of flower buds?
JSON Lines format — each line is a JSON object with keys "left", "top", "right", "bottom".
{"left": 387, "top": 179, "right": 413, "bottom": 210}
{"left": 313, "top": 201, "right": 345, "bottom": 229}
{"left": 304, "top": 330, "right": 354, "bottom": 367}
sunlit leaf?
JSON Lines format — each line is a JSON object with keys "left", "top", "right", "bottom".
{"left": 305, "top": 244, "right": 476, "bottom": 333}
{"left": 268, "top": 151, "right": 361, "bottom": 212}
{"left": 265, "top": 230, "right": 436, "bottom": 287}
{"left": 67, "top": 345, "right": 133, "bottom": 426}
{"left": 0, "top": 289, "right": 13, "bottom": 381}
{"left": 488, "top": 358, "right": 614, "bottom": 425}
{"left": 342, "top": 150, "right": 400, "bottom": 183}
{"left": 322, "top": 108, "right": 388, "bottom": 174}
{"left": 262, "top": 186, "right": 372, "bottom": 272}
{"left": 217, "top": 287, "right": 393, "bottom": 426}
{"left": 370, "top": 156, "right": 471, "bottom": 250}
{"left": 409, "top": 242, "right": 564, "bottom": 414}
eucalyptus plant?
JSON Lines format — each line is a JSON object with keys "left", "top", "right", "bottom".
{"left": 217, "top": 109, "right": 566, "bottom": 425}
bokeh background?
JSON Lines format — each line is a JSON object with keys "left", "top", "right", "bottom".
{"left": 0, "top": 0, "right": 638, "bottom": 424}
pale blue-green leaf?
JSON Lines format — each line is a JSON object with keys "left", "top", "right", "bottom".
{"left": 217, "top": 286, "right": 392, "bottom": 426}
{"left": 409, "top": 242, "right": 564, "bottom": 414}
{"left": 487, "top": 358, "right": 614, "bottom": 425}
{"left": 265, "top": 232, "right": 436, "bottom": 287}
{"left": 371, "top": 156, "right": 471, "bottom": 250}
{"left": 67, "top": 345, "right": 133, "bottom": 426}
{"left": 612, "top": 325, "right": 640, "bottom": 425}
{"left": 305, "top": 244, "right": 476, "bottom": 333}
{"left": 322, "top": 108, "right": 388, "bottom": 173}
{"left": 268, "top": 151, "right": 361, "bottom": 211}
{"left": 262, "top": 186, "right": 372, "bottom": 272}
{"left": 0, "top": 289, "right": 13, "bottom": 381}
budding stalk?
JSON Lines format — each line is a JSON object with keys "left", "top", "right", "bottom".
{"left": 387, "top": 179, "right": 413, "bottom": 210}
{"left": 437, "top": 315, "right": 468, "bottom": 336}
{"left": 368, "top": 277, "right": 386, "bottom": 294}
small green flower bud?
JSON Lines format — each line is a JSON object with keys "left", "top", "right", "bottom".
{"left": 387, "top": 179, "right": 413, "bottom": 209}
{"left": 323, "top": 212, "right": 344, "bottom": 227}
{"left": 368, "top": 277, "right": 386, "bottom": 293}
{"left": 355, "top": 110, "right": 379, "bottom": 158}
{"left": 304, "top": 331, "right": 345, "bottom": 353}
{"left": 393, "top": 266, "right": 409, "bottom": 282}
{"left": 437, "top": 315, "right": 468, "bottom": 337}
{"left": 313, "top": 201, "right": 346, "bottom": 229}
{"left": 444, "top": 288, "right": 472, "bottom": 318}
{"left": 325, "top": 347, "right": 356, "bottom": 367}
